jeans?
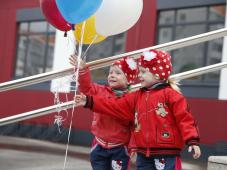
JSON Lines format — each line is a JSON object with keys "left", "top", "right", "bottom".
{"left": 136, "top": 153, "right": 181, "bottom": 170}
{"left": 90, "top": 144, "right": 130, "bottom": 170}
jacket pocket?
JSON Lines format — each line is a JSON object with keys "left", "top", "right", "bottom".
{"left": 156, "top": 124, "right": 175, "bottom": 144}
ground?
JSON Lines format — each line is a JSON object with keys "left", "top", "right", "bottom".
{"left": 0, "top": 136, "right": 207, "bottom": 170}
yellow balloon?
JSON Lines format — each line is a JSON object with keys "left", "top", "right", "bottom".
{"left": 74, "top": 16, "right": 106, "bottom": 44}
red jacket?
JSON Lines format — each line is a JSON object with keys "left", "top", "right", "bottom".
{"left": 89, "top": 83, "right": 200, "bottom": 156}
{"left": 78, "top": 67, "right": 131, "bottom": 147}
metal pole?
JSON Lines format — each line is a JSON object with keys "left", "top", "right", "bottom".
{"left": 0, "top": 101, "right": 75, "bottom": 126}
{"left": 169, "top": 62, "right": 227, "bottom": 81}
{"left": 1, "top": 28, "right": 227, "bottom": 92}
{"left": 1, "top": 62, "right": 227, "bottom": 126}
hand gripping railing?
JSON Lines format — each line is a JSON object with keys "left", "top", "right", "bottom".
{"left": 1, "top": 28, "right": 227, "bottom": 92}
{"left": 0, "top": 28, "right": 227, "bottom": 126}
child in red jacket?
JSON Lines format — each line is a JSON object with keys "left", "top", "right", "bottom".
{"left": 75, "top": 50, "right": 201, "bottom": 170}
{"left": 69, "top": 55, "right": 138, "bottom": 170}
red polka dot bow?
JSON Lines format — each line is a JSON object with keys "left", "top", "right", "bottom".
{"left": 113, "top": 57, "right": 139, "bottom": 84}
{"left": 138, "top": 50, "right": 172, "bottom": 80}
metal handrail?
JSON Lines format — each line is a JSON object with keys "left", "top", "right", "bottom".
{"left": 0, "top": 101, "right": 75, "bottom": 126}
{"left": 170, "top": 62, "right": 227, "bottom": 81}
{"left": 1, "top": 61, "right": 227, "bottom": 126}
{"left": 1, "top": 28, "right": 227, "bottom": 92}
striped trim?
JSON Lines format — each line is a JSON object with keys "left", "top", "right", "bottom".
{"left": 130, "top": 147, "right": 181, "bottom": 156}
{"left": 186, "top": 138, "right": 200, "bottom": 146}
{"left": 90, "top": 143, "right": 98, "bottom": 153}
{"left": 95, "top": 137, "right": 124, "bottom": 148}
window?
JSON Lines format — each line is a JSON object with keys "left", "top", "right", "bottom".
{"left": 15, "top": 21, "right": 126, "bottom": 86}
{"left": 157, "top": 5, "right": 225, "bottom": 84}
{"left": 15, "top": 21, "right": 56, "bottom": 78}
{"left": 84, "top": 33, "right": 126, "bottom": 84}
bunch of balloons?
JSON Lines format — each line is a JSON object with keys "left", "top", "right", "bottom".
{"left": 40, "top": 0, "right": 143, "bottom": 44}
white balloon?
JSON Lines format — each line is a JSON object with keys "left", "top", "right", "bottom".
{"left": 95, "top": 0, "right": 143, "bottom": 36}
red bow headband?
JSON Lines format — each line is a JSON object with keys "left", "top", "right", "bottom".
{"left": 138, "top": 50, "right": 172, "bottom": 80}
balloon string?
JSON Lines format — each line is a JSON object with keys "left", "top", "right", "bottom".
{"left": 62, "top": 21, "right": 86, "bottom": 170}
{"left": 78, "top": 22, "right": 86, "bottom": 60}
{"left": 62, "top": 54, "right": 82, "bottom": 170}
{"left": 62, "top": 103, "right": 75, "bottom": 170}
{"left": 82, "top": 34, "right": 98, "bottom": 61}
{"left": 71, "top": 32, "right": 78, "bottom": 55}
{"left": 66, "top": 31, "right": 78, "bottom": 56}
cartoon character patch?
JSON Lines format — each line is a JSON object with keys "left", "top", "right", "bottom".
{"left": 112, "top": 160, "right": 123, "bottom": 170}
{"left": 154, "top": 158, "right": 166, "bottom": 170}
{"left": 156, "top": 102, "right": 168, "bottom": 117}
{"left": 134, "top": 111, "right": 141, "bottom": 132}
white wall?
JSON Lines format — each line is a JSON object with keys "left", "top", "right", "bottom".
{"left": 50, "top": 30, "right": 76, "bottom": 93}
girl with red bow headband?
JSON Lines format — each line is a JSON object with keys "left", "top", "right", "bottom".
{"left": 69, "top": 54, "right": 138, "bottom": 170}
{"left": 75, "top": 50, "right": 201, "bottom": 170}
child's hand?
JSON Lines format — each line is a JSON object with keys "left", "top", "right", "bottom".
{"left": 74, "top": 93, "right": 87, "bottom": 107}
{"left": 188, "top": 145, "right": 201, "bottom": 159}
{"left": 69, "top": 54, "right": 86, "bottom": 70}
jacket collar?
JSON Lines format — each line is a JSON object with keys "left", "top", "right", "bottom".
{"left": 111, "top": 87, "right": 129, "bottom": 97}
{"left": 142, "top": 82, "right": 169, "bottom": 91}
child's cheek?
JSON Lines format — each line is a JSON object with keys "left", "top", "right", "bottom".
{"left": 142, "top": 74, "right": 146, "bottom": 78}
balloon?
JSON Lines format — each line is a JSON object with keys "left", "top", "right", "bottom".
{"left": 95, "top": 0, "right": 143, "bottom": 36}
{"left": 56, "top": 0, "right": 103, "bottom": 24}
{"left": 74, "top": 16, "right": 106, "bottom": 44}
{"left": 40, "top": 0, "right": 71, "bottom": 32}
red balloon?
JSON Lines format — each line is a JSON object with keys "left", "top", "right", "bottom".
{"left": 40, "top": 0, "right": 71, "bottom": 32}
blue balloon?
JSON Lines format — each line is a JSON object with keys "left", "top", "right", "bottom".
{"left": 56, "top": 0, "right": 103, "bottom": 24}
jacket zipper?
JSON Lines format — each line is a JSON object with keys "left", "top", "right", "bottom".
{"left": 145, "top": 92, "right": 150, "bottom": 157}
